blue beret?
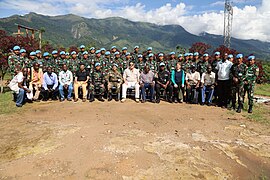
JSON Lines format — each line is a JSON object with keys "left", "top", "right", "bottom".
{"left": 149, "top": 53, "right": 154, "bottom": 57}
{"left": 189, "top": 53, "right": 193, "bottom": 56}
{"left": 100, "top": 48, "right": 106, "bottom": 51}
{"left": 170, "top": 52, "right": 176, "bottom": 55}
{"left": 138, "top": 54, "right": 143, "bottom": 58}
{"left": 52, "top": 50, "right": 58, "bottom": 55}
{"left": 13, "top": 46, "right": 20, "bottom": 51}
{"left": 60, "top": 51, "right": 66, "bottom": 55}
{"left": 147, "top": 47, "right": 152, "bottom": 51}
{"left": 228, "top": 54, "right": 233, "bottom": 58}
{"left": 126, "top": 52, "right": 131, "bottom": 56}
{"left": 184, "top": 53, "right": 189, "bottom": 57}
{"left": 36, "top": 50, "right": 41, "bottom": 54}
{"left": 65, "top": 52, "right": 70, "bottom": 56}
{"left": 95, "top": 62, "right": 101, "bottom": 67}
{"left": 90, "top": 47, "right": 95, "bottom": 51}
{"left": 71, "top": 51, "right": 76, "bottom": 55}
{"left": 194, "top": 52, "right": 199, "bottom": 56}
{"left": 83, "top": 51, "right": 88, "bottom": 55}
{"left": 203, "top": 53, "right": 209, "bottom": 57}
{"left": 215, "top": 52, "right": 220, "bottom": 55}
{"left": 80, "top": 45, "right": 85, "bottom": 49}
{"left": 30, "top": 52, "right": 36, "bottom": 56}
{"left": 122, "top": 47, "right": 128, "bottom": 50}
{"left": 248, "top": 55, "right": 255, "bottom": 60}
{"left": 159, "top": 62, "right": 166, "bottom": 66}
{"left": 114, "top": 52, "right": 120, "bottom": 55}
{"left": 134, "top": 46, "right": 139, "bottom": 49}
{"left": 111, "top": 46, "right": 117, "bottom": 49}
{"left": 43, "top": 52, "right": 50, "bottom": 57}
{"left": 236, "top": 54, "right": 243, "bottom": 59}
{"left": 95, "top": 50, "right": 101, "bottom": 54}
{"left": 178, "top": 54, "right": 183, "bottom": 58}
{"left": 105, "top": 51, "right": 110, "bottom": 55}
{"left": 158, "top": 53, "right": 164, "bottom": 57}
{"left": 20, "top": 49, "right": 26, "bottom": 53}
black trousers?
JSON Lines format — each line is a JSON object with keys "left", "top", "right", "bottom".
{"left": 41, "top": 85, "right": 59, "bottom": 100}
{"left": 155, "top": 84, "right": 173, "bottom": 100}
{"left": 217, "top": 80, "right": 231, "bottom": 107}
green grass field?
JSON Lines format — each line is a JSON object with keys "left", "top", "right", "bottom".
{"left": 255, "top": 83, "right": 270, "bottom": 97}
{"left": 0, "top": 92, "right": 21, "bottom": 115}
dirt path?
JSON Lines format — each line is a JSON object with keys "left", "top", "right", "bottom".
{"left": 0, "top": 100, "right": 270, "bottom": 179}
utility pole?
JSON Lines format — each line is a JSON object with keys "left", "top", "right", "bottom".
{"left": 224, "top": 0, "right": 233, "bottom": 48}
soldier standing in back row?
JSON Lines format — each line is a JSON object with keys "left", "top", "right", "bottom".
{"left": 243, "top": 56, "right": 259, "bottom": 113}
{"left": 8, "top": 45, "right": 21, "bottom": 77}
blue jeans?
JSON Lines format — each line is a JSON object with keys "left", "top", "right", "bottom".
{"left": 201, "top": 86, "right": 214, "bottom": 103}
{"left": 16, "top": 88, "right": 25, "bottom": 106}
{"left": 141, "top": 83, "right": 154, "bottom": 100}
{"left": 59, "top": 84, "right": 73, "bottom": 99}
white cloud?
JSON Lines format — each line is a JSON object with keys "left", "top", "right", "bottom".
{"left": 0, "top": 0, "right": 269, "bottom": 42}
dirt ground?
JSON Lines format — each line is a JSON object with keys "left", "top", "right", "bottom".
{"left": 0, "top": 100, "right": 270, "bottom": 180}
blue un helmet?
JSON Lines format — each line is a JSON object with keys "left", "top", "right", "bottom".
{"left": 13, "top": 45, "right": 20, "bottom": 51}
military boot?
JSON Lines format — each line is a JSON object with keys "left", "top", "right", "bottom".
{"left": 89, "top": 94, "right": 95, "bottom": 102}
{"left": 248, "top": 105, "right": 253, "bottom": 113}
{"left": 98, "top": 95, "right": 105, "bottom": 102}
{"left": 236, "top": 104, "right": 242, "bottom": 113}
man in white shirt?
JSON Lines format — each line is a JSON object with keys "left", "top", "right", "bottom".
{"left": 201, "top": 66, "right": 216, "bottom": 106}
{"left": 8, "top": 67, "right": 31, "bottom": 107}
{"left": 185, "top": 65, "right": 200, "bottom": 104}
{"left": 59, "top": 64, "right": 73, "bottom": 101}
{"left": 216, "top": 56, "right": 233, "bottom": 108}
{"left": 121, "top": 61, "right": 140, "bottom": 103}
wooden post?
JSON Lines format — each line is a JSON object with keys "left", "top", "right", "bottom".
{"left": 31, "top": 30, "right": 35, "bottom": 39}
{"left": 39, "top": 31, "right": 42, "bottom": 50}
{"left": 17, "top": 26, "right": 21, "bottom": 37}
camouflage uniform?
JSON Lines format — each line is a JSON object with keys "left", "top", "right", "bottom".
{"left": 197, "top": 60, "right": 209, "bottom": 76}
{"left": 69, "top": 58, "right": 79, "bottom": 77}
{"left": 167, "top": 59, "right": 178, "bottom": 72}
{"left": 8, "top": 54, "right": 21, "bottom": 77}
{"left": 106, "top": 69, "right": 123, "bottom": 94}
{"left": 181, "top": 61, "right": 190, "bottom": 73}
{"left": 243, "top": 64, "right": 259, "bottom": 106}
{"left": 136, "top": 61, "right": 145, "bottom": 73}
{"left": 230, "top": 63, "right": 247, "bottom": 107}
{"left": 145, "top": 60, "right": 157, "bottom": 73}
{"left": 89, "top": 69, "right": 106, "bottom": 95}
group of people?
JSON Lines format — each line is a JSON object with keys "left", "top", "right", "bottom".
{"left": 8, "top": 45, "right": 259, "bottom": 113}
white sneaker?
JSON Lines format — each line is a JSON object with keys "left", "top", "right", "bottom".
{"left": 121, "top": 98, "right": 126, "bottom": 103}
{"left": 135, "top": 99, "right": 140, "bottom": 103}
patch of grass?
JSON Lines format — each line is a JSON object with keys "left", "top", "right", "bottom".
{"left": 0, "top": 92, "right": 20, "bottom": 115}
{"left": 255, "top": 83, "right": 270, "bottom": 97}
{"left": 243, "top": 102, "right": 270, "bottom": 125}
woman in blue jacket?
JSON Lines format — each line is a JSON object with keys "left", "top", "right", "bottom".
{"left": 171, "top": 62, "right": 185, "bottom": 103}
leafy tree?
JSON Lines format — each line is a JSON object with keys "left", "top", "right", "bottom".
{"left": 189, "top": 42, "right": 211, "bottom": 55}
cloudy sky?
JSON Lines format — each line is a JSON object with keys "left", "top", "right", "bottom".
{"left": 0, "top": 0, "right": 269, "bottom": 42}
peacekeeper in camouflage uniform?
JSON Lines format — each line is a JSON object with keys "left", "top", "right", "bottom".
{"left": 103, "top": 51, "right": 112, "bottom": 75}
{"left": 42, "top": 52, "right": 53, "bottom": 72}
{"left": 230, "top": 54, "right": 247, "bottom": 112}
{"left": 145, "top": 53, "right": 157, "bottom": 73}
{"left": 113, "top": 52, "right": 124, "bottom": 74}
{"left": 78, "top": 45, "right": 86, "bottom": 60}
{"left": 65, "top": 52, "right": 70, "bottom": 60}
{"left": 197, "top": 53, "right": 210, "bottom": 76}
{"left": 89, "top": 47, "right": 96, "bottom": 62}
{"left": 29, "top": 51, "right": 38, "bottom": 66}
{"left": 100, "top": 48, "right": 106, "bottom": 59}
{"left": 177, "top": 54, "right": 184, "bottom": 63}
{"left": 135, "top": 54, "right": 145, "bottom": 73}
{"left": 132, "top": 46, "right": 140, "bottom": 64}
{"left": 8, "top": 45, "right": 21, "bottom": 77}
{"left": 121, "top": 47, "right": 128, "bottom": 60}
{"left": 19, "top": 49, "right": 30, "bottom": 68}
{"left": 167, "top": 52, "right": 178, "bottom": 72}
{"left": 211, "top": 52, "right": 221, "bottom": 73}
{"left": 55, "top": 51, "right": 67, "bottom": 75}
{"left": 110, "top": 46, "right": 117, "bottom": 58}
{"left": 51, "top": 50, "right": 60, "bottom": 73}
{"left": 181, "top": 53, "right": 190, "bottom": 73}
{"left": 69, "top": 51, "right": 79, "bottom": 76}
{"left": 89, "top": 62, "right": 106, "bottom": 102}
{"left": 143, "top": 47, "right": 154, "bottom": 62}
{"left": 80, "top": 51, "right": 93, "bottom": 74}
{"left": 106, "top": 63, "right": 123, "bottom": 101}
{"left": 242, "top": 55, "right": 259, "bottom": 113}
{"left": 121, "top": 52, "right": 131, "bottom": 73}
